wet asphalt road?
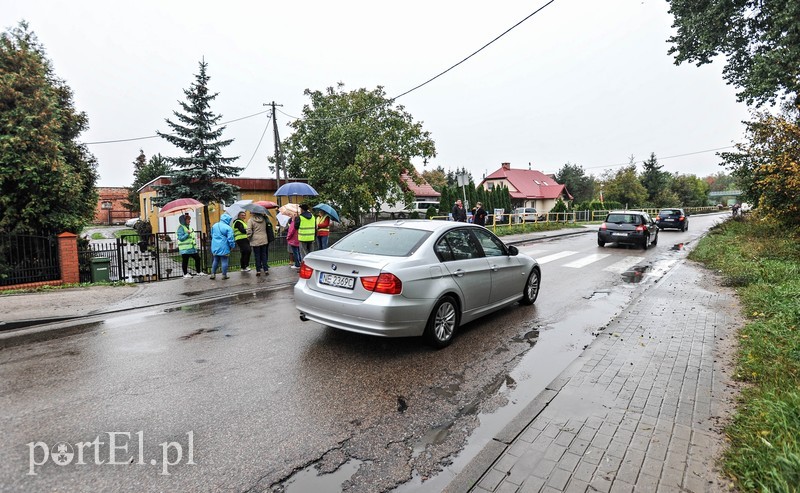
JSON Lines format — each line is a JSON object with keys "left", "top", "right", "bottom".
{"left": 0, "top": 215, "right": 725, "bottom": 492}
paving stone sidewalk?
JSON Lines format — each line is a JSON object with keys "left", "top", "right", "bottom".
{"left": 463, "top": 261, "right": 740, "bottom": 493}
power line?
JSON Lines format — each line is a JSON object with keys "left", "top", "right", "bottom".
{"left": 84, "top": 110, "right": 270, "bottom": 145}
{"left": 238, "top": 113, "right": 273, "bottom": 172}
{"left": 584, "top": 146, "right": 736, "bottom": 171}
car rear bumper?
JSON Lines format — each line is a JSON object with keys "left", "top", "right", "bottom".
{"left": 598, "top": 231, "right": 645, "bottom": 245}
{"left": 294, "top": 280, "right": 433, "bottom": 337}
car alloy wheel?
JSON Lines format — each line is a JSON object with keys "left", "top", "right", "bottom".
{"left": 521, "top": 268, "right": 540, "bottom": 305}
{"left": 425, "top": 296, "right": 458, "bottom": 348}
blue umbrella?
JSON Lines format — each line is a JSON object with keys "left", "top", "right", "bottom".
{"left": 313, "top": 203, "right": 340, "bottom": 222}
{"left": 274, "top": 182, "right": 318, "bottom": 197}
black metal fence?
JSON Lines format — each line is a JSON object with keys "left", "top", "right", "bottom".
{"left": 0, "top": 234, "right": 60, "bottom": 286}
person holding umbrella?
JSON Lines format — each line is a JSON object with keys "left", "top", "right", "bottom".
{"left": 295, "top": 203, "right": 316, "bottom": 258}
{"left": 177, "top": 214, "right": 204, "bottom": 277}
{"left": 315, "top": 210, "right": 331, "bottom": 250}
{"left": 232, "top": 211, "right": 252, "bottom": 272}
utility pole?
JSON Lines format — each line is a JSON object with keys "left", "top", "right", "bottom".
{"left": 265, "top": 101, "right": 287, "bottom": 187}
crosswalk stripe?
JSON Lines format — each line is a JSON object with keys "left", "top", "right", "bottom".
{"left": 563, "top": 253, "right": 611, "bottom": 268}
{"left": 536, "top": 251, "right": 578, "bottom": 264}
{"left": 603, "top": 256, "right": 644, "bottom": 273}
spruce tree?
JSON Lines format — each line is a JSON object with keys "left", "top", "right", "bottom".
{"left": 156, "top": 60, "right": 241, "bottom": 234}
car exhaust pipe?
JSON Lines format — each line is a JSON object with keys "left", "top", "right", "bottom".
{"left": 299, "top": 313, "right": 308, "bottom": 322}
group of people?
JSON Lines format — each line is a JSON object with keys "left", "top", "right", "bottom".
{"left": 451, "top": 199, "right": 488, "bottom": 226}
{"left": 176, "top": 209, "right": 275, "bottom": 280}
{"left": 285, "top": 203, "right": 330, "bottom": 270}
{"left": 176, "top": 203, "right": 334, "bottom": 279}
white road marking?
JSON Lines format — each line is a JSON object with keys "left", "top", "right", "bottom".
{"left": 563, "top": 253, "right": 611, "bottom": 268}
{"left": 535, "top": 251, "right": 578, "bottom": 264}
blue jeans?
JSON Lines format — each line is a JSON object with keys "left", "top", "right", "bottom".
{"left": 317, "top": 235, "right": 329, "bottom": 250}
{"left": 290, "top": 245, "right": 301, "bottom": 267}
{"left": 211, "top": 255, "right": 229, "bottom": 276}
{"left": 253, "top": 244, "right": 269, "bottom": 272}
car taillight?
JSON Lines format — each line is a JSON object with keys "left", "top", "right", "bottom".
{"left": 361, "top": 273, "right": 402, "bottom": 295}
{"left": 635, "top": 225, "right": 645, "bottom": 232}
{"left": 298, "top": 262, "right": 313, "bottom": 279}
{"left": 679, "top": 216, "right": 685, "bottom": 221}
{"left": 600, "top": 223, "right": 607, "bottom": 230}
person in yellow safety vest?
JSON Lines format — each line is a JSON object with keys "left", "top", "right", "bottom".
{"left": 177, "top": 214, "right": 205, "bottom": 278}
{"left": 296, "top": 203, "right": 316, "bottom": 260}
{"left": 316, "top": 210, "right": 331, "bottom": 250}
{"left": 232, "top": 211, "right": 252, "bottom": 272}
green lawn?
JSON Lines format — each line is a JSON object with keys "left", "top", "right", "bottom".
{"left": 689, "top": 217, "right": 800, "bottom": 492}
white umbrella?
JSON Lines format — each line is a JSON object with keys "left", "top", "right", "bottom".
{"left": 224, "top": 199, "right": 253, "bottom": 218}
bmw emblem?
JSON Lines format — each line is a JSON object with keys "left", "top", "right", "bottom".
{"left": 331, "top": 263, "right": 337, "bottom": 271}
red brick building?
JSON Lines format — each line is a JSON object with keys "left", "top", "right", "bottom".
{"left": 94, "top": 187, "right": 137, "bottom": 225}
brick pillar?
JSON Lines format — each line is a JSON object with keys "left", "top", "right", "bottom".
{"left": 58, "top": 232, "right": 80, "bottom": 284}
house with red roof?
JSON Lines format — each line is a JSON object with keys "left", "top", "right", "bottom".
{"left": 480, "top": 162, "right": 572, "bottom": 213}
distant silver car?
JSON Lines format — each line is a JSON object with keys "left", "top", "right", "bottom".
{"left": 294, "top": 220, "right": 541, "bottom": 348}
{"left": 125, "top": 217, "right": 141, "bottom": 228}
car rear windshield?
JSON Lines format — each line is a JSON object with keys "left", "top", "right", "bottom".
{"left": 606, "top": 213, "right": 643, "bottom": 224}
{"left": 659, "top": 209, "right": 682, "bottom": 215}
{"left": 332, "top": 226, "right": 431, "bottom": 257}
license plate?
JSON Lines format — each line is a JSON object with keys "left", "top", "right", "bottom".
{"left": 664, "top": 218, "right": 674, "bottom": 221}
{"left": 612, "top": 232, "right": 627, "bottom": 236}
{"left": 319, "top": 272, "right": 355, "bottom": 289}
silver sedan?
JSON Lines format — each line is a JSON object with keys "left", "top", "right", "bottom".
{"left": 294, "top": 220, "right": 541, "bottom": 348}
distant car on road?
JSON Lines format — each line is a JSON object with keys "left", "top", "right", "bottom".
{"left": 512, "top": 207, "right": 544, "bottom": 223}
{"left": 655, "top": 208, "right": 689, "bottom": 231}
{"left": 125, "top": 217, "right": 140, "bottom": 228}
{"left": 294, "top": 220, "right": 541, "bottom": 348}
{"left": 598, "top": 210, "right": 659, "bottom": 249}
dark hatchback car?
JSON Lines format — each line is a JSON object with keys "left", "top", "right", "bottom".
{"left": 598, "top": 210, "right": 659, "bottom": 249}
{"left": 656, "top": 208, "right": 689, "bottom": 231}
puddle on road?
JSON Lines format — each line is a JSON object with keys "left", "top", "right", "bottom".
{"left": 283, "top": 458, "right": 365, "bottom": 493}
{"left": 621, "top": 265, "right": 650, "bottom": 283}
{"left": 671, "top": 242, "right": 685, "bottom": 251}
{"left": 178, "top": 327, "right": 220, "bottom": 340}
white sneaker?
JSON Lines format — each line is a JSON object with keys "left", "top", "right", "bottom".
{"left": 196, "top": 272, "right": 207, "bottom": 276}
{"left": 290, "top": 265, "right": 298, "bottom": 270}
{"left": 183, "top": 273, "right": 192, "bottom": 279}
{"left": 242, "top": 267, "right": 251, "bottom": 272}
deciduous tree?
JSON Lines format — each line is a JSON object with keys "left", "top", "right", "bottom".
{"left": 722, "top": 105, "right": 800, "bottom": 224}
{"left": 0, "top": 22, "right": 98, "bottom": 234}
{"left": 283, "top": 83, "right": 435, "bottom": 225}
{"left": 155, "top": 60, "right": 240, "bottom": 234}
{"left": 602, "top": 163, "right": 648, "bottom": 208}
{"left": 667, "top": 0, "right": 800, "bottom": 107}
{"left": 554, "top": 162, "right": 595, "bottom": 204}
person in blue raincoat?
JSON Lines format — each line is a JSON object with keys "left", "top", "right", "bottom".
{"left": 210, "top": 212, "right": 236, "bottom": 280}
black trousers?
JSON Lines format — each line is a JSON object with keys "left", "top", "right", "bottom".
{"left": 181, "top": 253, "right": 202, "bottom": 274}
{"left": 236, "top": 239, "right": 252, "bottom": 268}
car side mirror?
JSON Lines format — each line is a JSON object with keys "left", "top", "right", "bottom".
{"left": 508, "top": 245, "right": 519, "bottom": 256}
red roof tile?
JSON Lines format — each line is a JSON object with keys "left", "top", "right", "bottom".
{"left": 482, "top": 165, "right": 570, "bottom": 200}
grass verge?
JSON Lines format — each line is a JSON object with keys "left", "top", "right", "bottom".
{"left": 689, "top": 216, "right": 800, "bottom": 492}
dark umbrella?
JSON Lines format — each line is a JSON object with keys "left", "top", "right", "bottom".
{"left": 274, "top": 182, "right": 318, "bottom": 197}
{"left": 312, "top": 203, "right": 340, "bottom": 222}
{"left": 242, "top": 203, "right": 270, "bottom": 215}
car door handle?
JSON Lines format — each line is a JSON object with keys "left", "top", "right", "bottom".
{"left": 490, "top": 264, "right": 499, "bottom": 271}
{"left": 453, "top": 269, "right": 465, "bottom": 277}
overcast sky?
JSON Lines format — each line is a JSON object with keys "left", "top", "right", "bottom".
{"left": 6, "top": 0, "right": 752, "bottom": 187}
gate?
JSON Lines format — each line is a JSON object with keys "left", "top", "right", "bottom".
{"left": 116, "top": 232, "right": 208, "bottom": 283}
{"left": 79, "top": 232, "right": 208, "bottom": 283}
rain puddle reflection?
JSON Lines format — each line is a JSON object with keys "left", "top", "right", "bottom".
{"left": 621, "top": 265, "right": 650, "bottom": 283}
{"left": 283, "top": 458, "right": 365, "bottom": 493}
